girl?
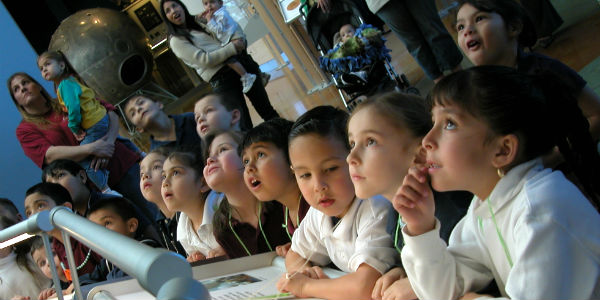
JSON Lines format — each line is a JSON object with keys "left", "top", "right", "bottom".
{"left": 160, "top": 146, "right": 223, "bottom": 262}
{"left": 37, "top": 51, "right": 116, "bottom": 195}
{"left": 455, "top": 0, "right": 600, "bottom": 141}
{"left": 30, "top": 236, "right": 73, "bottom": 300}
{"left": 277, "top": 106, "right": 398, "bottom": 300}
{"left": 346, "top": 92, "right": 471, "bottom": 300}
{"left": 203, "top": 130, "right": 288, "bottom": 259}
{"left": 240, "top": 118, "right": 310, "bottom": 257}
{"left": 395, "top": 66, "right": 600, "bottom": 299}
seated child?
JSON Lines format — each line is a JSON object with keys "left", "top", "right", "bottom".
{"left": 194, "top": 93, "right": 246, "bottom": 138}
{"left": 396, "top": 66, "right": 600, "bottom": 299}
{"left": 335, "top": 24, "right": 368, "bottom": 85}
{"left": 240, "top": 118, "right": 310, "bottom": 257}
{"left": 276, "top": 106, "right": 398, "bottom": 300}
{"left": 30, "top": 236, "right": 73, "bottom": 300}
{"left": 86, "top": 197, "right": 162, "bottom": 281}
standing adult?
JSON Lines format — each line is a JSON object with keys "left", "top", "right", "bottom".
{"left": 160, "top": 0, "right": 279, "bottom": 130}
{"left": 8, "top": 72, "right": 158, "bottom": 221}
{"left": 520, "top": 0, "right": 563, "bottom": 48}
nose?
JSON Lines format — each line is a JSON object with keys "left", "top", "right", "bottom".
{"left": 346, "top": 147, "right": 359, "bottom": 166}
{"left": 422, "top": 128, "right": 437, "bottom": 150}
{"left": 206, "top": 156, "right": 216, "bottom": 166}
{"left": 313, "top": 175, "right": 328, "bottom": 192}
{"left": 141, "top": 172, "right": 149, "bottom": 180}
{"left": 463, "top": 24, "right": 473, "bottom": 37}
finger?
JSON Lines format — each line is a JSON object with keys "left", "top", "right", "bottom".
{"left": 407, "top": 166, "right": 429, "bottom": 183}
{"left": 372, "top": 279, "right": 383, "bottom": 300}
{"left": 402, "top": 173, "right": 430, "bottom": 197}
{"left": 312, "top": 266, "right": 328, "bottom": 279}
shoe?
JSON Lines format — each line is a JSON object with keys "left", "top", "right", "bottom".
{"left": 261, "top": 72, "right": 271, "bottom": 87}
{"left": 340, "top": 73, "right": 367, "bottom": 87}
{"left": 241, "top": 73, "right": 257, "bottom": 93}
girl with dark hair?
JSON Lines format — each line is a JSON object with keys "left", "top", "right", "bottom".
{"left": 395, "top": 66, "right": 600, "bottom": 299}
{"left": 160, "top": 0, "right": 279, "bottom": 130}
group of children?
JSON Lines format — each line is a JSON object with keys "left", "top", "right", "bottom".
{"left": 3, "top": 0, "right": 600, "bottom": 299}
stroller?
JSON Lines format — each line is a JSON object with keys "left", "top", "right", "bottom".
{"left": 301, "top": 0, "right": 419, "bottom": 111}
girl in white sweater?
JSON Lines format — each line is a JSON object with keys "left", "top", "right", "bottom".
{"left": 395, "top": 65, "right": 600, "bottom": 299}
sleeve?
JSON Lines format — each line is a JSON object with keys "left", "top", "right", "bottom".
{"left": 169, "top": 34, "right": 238, "bottom": 69}
{"left": 16, "top": 123, "right": 54, "bottom": 168}
{"left": 291, "top": 207, "right": 331, "bottom": 266}
{"left": 401, "top": 218, "right": 494, "bottom": 300}
{"left": 58, "top": 78, "right": 83, "bottom": 133}
{"left": 348, "top": 199, "right": 399, "bottom": 274}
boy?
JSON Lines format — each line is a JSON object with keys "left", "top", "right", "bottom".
{"left": 194, "top": 93, "right": 246, "bottom": 139}
{"left": 0, "top": 198, "right": 23, "bottom": 222}
{"left": 123, "top": 94, "right": 202, "bottom": 151}
{"left": 24, "top": 182, "right": 103, "bottom": 279}
{"left": 86, "top": 197, "right": 161, "bottom": 281}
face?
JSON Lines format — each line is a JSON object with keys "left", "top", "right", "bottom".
{"left": 422, "top": 104, "right": 498, "bottom": 193}
{"left": 340, "top": 24, "right": 355, "bottom": 43}
{"left": 88, "top": 208, "right": 136, "bottom": 238}
{"left": 289, "top": 134, "right": 355, "bottom": 218}
{"left": 161, "top": 157, "right": 204, "bottom": 212}
{"left": 32, "top": 248, "right": 67, "bottom": 281}
{"left": 24, "top": 192, "right": 57, "bottom": 218}
{"left": 456, "top": 3, "right": 516, "bottom": 66}
{"left": 38, "top": 57, "right": 64, "bottom": 81}
{"left": 347, "top": 107, "right": 422, "bottom": 200}
{"left": 194, "top": 95, "right": 238, "bottom": 139}
{"left": 45, "top": 169, "right": 89, "bottom": 205}
{"left": 204, "top": 133, "right": 243, "bottom": 192}
{"left": 242, "top": 142, "right": 295, "bottom": 202}
{"left": 163, "top": 0, "right": 186, "bottom": 26}
{"left": 140, "top": 153, "right": 167, "bottom": 205}
{"left": 10, "top": 75, "right": 45, "bottom": 110}
{"left": 124, "top": 96, "right": 164, "bottom": 131}
{"left": 203, "top": 0, "right": 222, "bottom": 12}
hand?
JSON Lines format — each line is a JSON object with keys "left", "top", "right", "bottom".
{"left": 90, "top": 156, "right": 110, "bottom": 171}
{"left": 88, "top": 137, "right": 115, "bottom": 159}
{"left": 393, "top": 166, "right": 436, "bottom": 236}
{"left": 276, "top": 272, "right": 310, "bottom": 298}
{"left": 276, "top": 242, "right": 291, "bottom": 257}
{"left": 38, "top": 288, "right": 57, "bottom": 300}
{"left": 186, "top": 251, "right": 206, "bottom": 263}
{"left": 300, "top": 265, "right": 328, "bottom": 279}
{"left": 207, "top": 247, "right": 226, "bottom": 259}
{"left": 460, "top": 292, "right": 491, "bottom": 300}
{"left": 10, "top": 296, "right": 29, "bottom": 300}
{"left": 316, "top": 0, "right": 331, "bottom": 13}
{"left": 372, "top": 267, "right": 406, "bottom": 300}
{"left": 203, "top": 9, "right": 214, "bottom": 21}
{"left": 232, "top": 39, "right": 246, "bottom": 53}
{"left": 74, "top": 130, "right": 86, "bottom": 141}
{"left": 382, "top": 277, "right": 417, "bottom": 300}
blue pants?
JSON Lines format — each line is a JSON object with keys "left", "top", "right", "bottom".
{"left": 374, "top": 0, "right": 463, "bottom": 80}
{"left": 80, "top": 114, "right": 110, "bottom": 190}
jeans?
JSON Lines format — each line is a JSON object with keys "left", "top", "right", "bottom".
{"left": 210, "top": 52, "right": 279, "bottom": 130}
{"left": 374, "top": 0, "right": 463, "bottom": 80}
{"left": 80, "top": 114, "right": 110, "bottom": 190}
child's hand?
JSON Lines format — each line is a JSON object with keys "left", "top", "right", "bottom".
{"left": 277, "top": 272, "right": 310, "bottom": 298}
{"left": 186, "top": 251, "right": 206, "bottom": 262}
{"left": 276, "top": 242, "right": 291, "bottom": 257}
{"left": 74, "top": 130, "right": 86, "bottom": 141}
{"left": 371, "top": 267, "right": 406, "bottom": 300}
{"left": 202, "top": 9, "right": 214, "bottom": 21}
{"left": 393, "top": 166, "right": 436, "bottom": 236}
{"left": 38, "top": 288, "right": 57, "bottom": 300}
{"left": 207, "top": 247, "right": 226, "bottom": 259}
{"left": 300, "top": 265, "right": 328, "bottom": 279}
{"left": 381, "top": 277, "right": 417, "bottom": 300}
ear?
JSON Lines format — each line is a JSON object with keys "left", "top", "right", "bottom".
{"left": 77, "top": 170, "right": 88, "bottom": 184}
{"left": 230, "top": 109, "right": 241, "bottom": 127}
{"left": 491, "top": 134, "right": 519, "bottom": 170}
{"left": 507, "top": 20, "right": 523, "bottom": 39}
{"left": 62, "top": 202, "right": 73, "bottom": 210}
{"left": 126, "top": 218, "right": 139, "bottom": 234}
{"left": 59, "top": 62, "right": 66, "bottom": 71}
{"left": 412, "top": 145, "right": 427, "bottom": 165}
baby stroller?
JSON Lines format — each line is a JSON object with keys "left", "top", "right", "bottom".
{"left": 301, "top": 0, "right": 419, "bottom": 111}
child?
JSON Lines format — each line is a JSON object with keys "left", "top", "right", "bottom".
{"left": 37, "top": 51, "right": 116, "bottom": 195}
{"left": 194, "top": 93, "right": 246, "bottom": 138}
{"left": 240, "top": 118, "right": 310, "bottom": 257}
{"left": 123, "top": 94, "right": 202, "bottom": 151}
{"left": 346, "top": 92, "right": 471, "bottom": 300}
{"left": 139, "top": 146, "right": 187, "bottom": 256}
{"left": 30, "top": 236, "right": 73, "bottom": 300}
{"left": 199, "top": 0, "right": 257, "bottom": 93}
{"left": 276, "top": 106, "right": 398, "bottom": 300}
{"left": 0, "top": 197, "right": 23, "bottom": 222}
{"left": 455, "top": 0, "right": 600, "bottom": 142}
{"left": 24, "top": 182, "right": 103, "bottom": 279}
{"left": 86, "top": 197, "right": 162, "bottom": 281}
{"left": 203, "top": 130, "right": 288, "bottom": 259}
{"left": 395, "top": 66, "right": 600, "bottom": 299}
{"left": 160, "top": 146, "right": 224, "bottom": 262}
{"left": 333, "top": 24, "right": 368, "bottom": 86}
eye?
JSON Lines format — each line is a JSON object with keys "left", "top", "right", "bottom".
{"left": 37, "top": 202, "right": 47, "bottom": 210}
{"left": 173, "top": 170, "right": 179, "bottom": 176}
{"left": 444, "top": 119, "right": 457, "bottom": 130}
{"left": 298, "top": 172, "right": 311, "bottom": 179}
{"left": 218, "top": 146, "right": 228, "bottom": 154}
{"left": 104, "top": 221, "right": 112, "bottom": 227}
{"left": 153, "top": 164, "right": 162, "bottom": 170}
{"left": 456, "top": 23, "right": 464, "bottom": 31}
{"left": 325, "top": 166, "right": 338, "bottom": 173}
{"left": 242, "top": 158, "right": 249, "bottom": 166}
{"left": 348, "top": 140, "right": 355, "bottom": 149}
{"left": 161, "top": 172, "right": 166, "bottom": 180}
{"left": 257, "top": 152, "right": 265, "bottom": 159}
{"left": 366, "top": 138, "right": 376, "bottom": 146}
{"left": 475, "top": 15, "right": 485, "bottom": 22}
{"left": 25, "top": 210, "right": 31, "bottom": 217}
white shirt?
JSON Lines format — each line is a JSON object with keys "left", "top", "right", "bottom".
{"left": 401, "top": 159, "right": 600, "bottom": 299}
{"left": 0, "top": 252, "right": 51, "bottom": 300}
{"left": 206, "top": 7, "right": 243, "bottom": 46}
{"left": 291, "top": 197, "right": 398, "bottom": 274}
{"left": 177, "top": 191, "right": 223, "bottom": 256}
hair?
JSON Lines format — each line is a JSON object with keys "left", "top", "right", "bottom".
{"left": 457, "top": 0, "right": 537, "bottom": 48}
{"left": 0, "top": 198, "right": 20, "bottom": 219}
{"left": 240, "top": 118, "right": 295, "bottom": 164}
{"left": 25, "top": 182, "right": 73, "bottom": 206}
{"left": 198, "top": 93, "right": 243, "bottom": 113}
{"left": 87, "top": 196, "right": 138, "bottom": 222}
{"left": 159, "top": 0, "right": 207, "bottom": 42}
{"left": 37, "top": 51, "right": 87, "bottom": 94}
{"left": 166, "top": 145, "right": 206, "bottom": 180}
{"left": 7, "top": 72, "right": 63, "bottom": 125}
{"left": 352, "top": 92, "right": 432, "bottom": 138}
{"left": 0, "top": 216, "right": 37, "bottom": 276}
{"left": 42, "top": 159, "right": 84, "bottom": 182}
{"left": 120, "top": 93, "right": 164, "bottom": 128}
{"left": 29, "top": 236, "right": 45, "bottom": 256}
{"left": 289, "top": 105, "right": 350, "bottom": 150}
{"left": 432, "top": 65, "right": 600, "bottom": 207}
{"left": 146, "top": 145, "right": 173, "bottom": 158}
{"left": 203, "top": 130, "right": 245, "bottom": 163}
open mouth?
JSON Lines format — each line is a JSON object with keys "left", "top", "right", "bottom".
{"left": 143, "top": 182, "right": 152, "bottom": 189}
{"left": 200, "top": 124, "right": 209, "bottom": 133}
{"left": 206, "top": 165, "right": 219, "bottom": 175}
{"left": 318, "top": 198, "right": 335, "bottom": 208}
{"left": 466, "top": 39, "right": 480, "bottom": 50}
{"left": 250, "top": 178, "right": 261, "bottom": 188}
{"left": 163, "top": 192, "right": 173, "bottom": 199}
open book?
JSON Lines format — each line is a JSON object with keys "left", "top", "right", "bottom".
{"left": 84, "top": 252, "right": 346, "bottom": 300}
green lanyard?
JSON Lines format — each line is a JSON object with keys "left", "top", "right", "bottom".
{"left": 394, "top": 214, "right": 404, "bottom": 254}
{"left": 282, "top": 206, "right": 300, "bottom": 242}
{"left": 228, "top": 202, "right": 273, "bottom": 256}
{"left": 477, "top": 197, "right": 514, "bottom": 267}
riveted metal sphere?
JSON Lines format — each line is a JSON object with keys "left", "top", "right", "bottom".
{"left": 49, "top": 8, "right": 153, "bottom": 105}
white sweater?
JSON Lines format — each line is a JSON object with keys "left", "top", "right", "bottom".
{"left": 401, "top": 159, "right": 600, "bottom": 299}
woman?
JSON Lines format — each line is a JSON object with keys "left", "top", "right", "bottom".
{"left": 8, "top": 72, "right": 158, "bottom": 220}
{"left": 160, "top": 0, "right": 279, "bottom": 130}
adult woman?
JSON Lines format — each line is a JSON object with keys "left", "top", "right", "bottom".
{"left": 160, "top": 0, "right": 278, "bottom": 130}
{"left": 8, "top": 72, "right": 158, "bottom": 220}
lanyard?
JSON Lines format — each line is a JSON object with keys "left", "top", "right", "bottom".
{"left": 477, "top": 197, "right": 513, "bottom": 267}
{"left": 228, "top": 202, "right": 273, "bottom": 256}
{"left": 282, "top": 194, "right": 303, "bottom": 241}
{"left": 394, "top": 214, "right": 403, "bottom": 254}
